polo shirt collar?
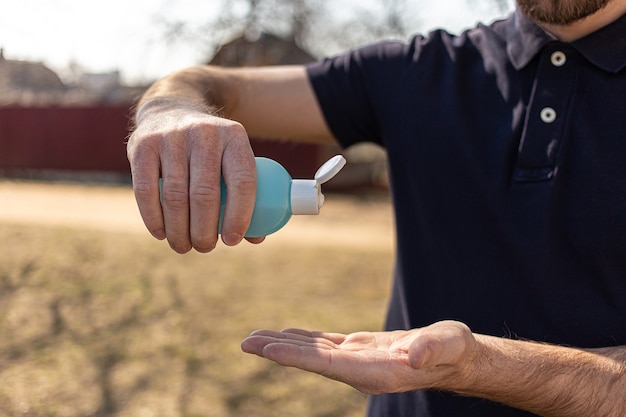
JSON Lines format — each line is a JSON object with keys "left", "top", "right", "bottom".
{"left": 506, "top": 10, "right": 553, "bottom": 70}
{"left": 572, "top": 12, "right": 626, "bottom": 73}
{"left": 506, "top": 9, "right": 626, "bottom": 73}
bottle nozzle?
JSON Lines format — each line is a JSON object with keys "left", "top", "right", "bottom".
{"left": 291, "top": 155, "right": 346, "bottom": 215}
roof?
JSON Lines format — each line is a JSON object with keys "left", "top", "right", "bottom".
{"left": 0, "top": 49, "right": 145, "bottom": 106}
{"left": 0, "top": 49, "right": 66, "bottom": 105}
{"left": 209, "top": 32, "right": 316, "bottom": 67}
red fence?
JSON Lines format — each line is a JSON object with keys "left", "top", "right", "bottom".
{"left": 0, "top": 106, "right": 321, "bottom": 181}
{"left": 0, "top": 106, "right": 131, "bottom": 174}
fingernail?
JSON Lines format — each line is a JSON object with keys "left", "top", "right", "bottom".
{"left": 222, "top": 233, "right": 243, "bottom": 246}
{"left": 152, "top": 229, "right": 166, "bottom": 240}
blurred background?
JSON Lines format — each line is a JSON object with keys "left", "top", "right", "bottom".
{"left": 0, "top": 1, "right": 513, "bottom": 416}
{"left": 2, "top": 0, "right": 514, "bottom": 85}
{"left": 0, "top": 0, "right": 514, "bottom": 184}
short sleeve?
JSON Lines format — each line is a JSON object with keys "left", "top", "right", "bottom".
{"left": 306, "top": 41, "right": 412, "bottom": 148}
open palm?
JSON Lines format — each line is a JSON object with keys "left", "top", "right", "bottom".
{"left": 241, "top": 320, "right": 476, "bottom": 395}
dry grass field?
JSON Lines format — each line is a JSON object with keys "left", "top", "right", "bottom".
{"left": 0, "top": 180, "right": 394, "bottom": 417}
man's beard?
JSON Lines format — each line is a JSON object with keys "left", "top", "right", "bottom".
{"left": 516, "top": 0, "right": 611, "bottom": 24}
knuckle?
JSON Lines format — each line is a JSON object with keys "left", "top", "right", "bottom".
{"left": 132, "top": 179, "right": 156, "bottom": 198}
{"left": 186, "top": 122, "right": 213, "bottom": 144}
{"left": 190, "top": 182, "right": 221, "bottom": 203}
{"left": 188, "top": 118, "right": 246, "bottom": 145}
{"left": 225, "top": 121, "right": 248, "bottom": 138}
{"left": 127, "top": 133, "right": 160, "bottom": 165}
{"left": 219, "top": 123, "right": 251, "bottom": 152}
{"left": 161, "top": 181, "right": 189, "bottom": 208}
{"left": 227, "top": 170, "right": 257, "bottom": 192}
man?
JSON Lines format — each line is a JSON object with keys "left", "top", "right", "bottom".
{"left": 127, "top": 0, "right": 626, "bottom": 416}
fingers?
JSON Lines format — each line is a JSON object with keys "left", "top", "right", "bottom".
{"left": 241, "top": 329, "right": 342, "bottom": 374}
{"left": 187, "top": 131, "right": 222, "bottom": 253}
{"left": 242, "top": 329, "right": 343, "bottom": 353}
{"left": 219, "top": 135, "right": 257, "bottom": 246}
{"left": 245, "top": 236, "right": 266, "bottom": 244}
{"left": 246, "top": 339, "right": 333, "bottom": 374}
{"left": 127, "top": 133, "right": 166, "bottom": 241}
{"left": 241, "top": 329, "right": 407, "bottom": 395}
{"left": 280, "top": 328, "right": 348, "bottom": 345}
{"left": 129, "top": 108, "right": 259, "bottom": 253}
{"left": 160, "top": 135, "right": 194, "bottom": 253}
{"left": 241, "top": 329, "right": 343, "bottom": 357}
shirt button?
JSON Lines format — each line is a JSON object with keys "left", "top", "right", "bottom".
{"left": 541, "top": 107, "right": 557, "bottom": 123}
{"left": 551, "top": 51, "right": 567, "bottom": 67}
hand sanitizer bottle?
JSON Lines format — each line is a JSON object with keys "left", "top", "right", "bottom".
{"left": 219, "top": 155, "right": 346, "bottom": 237}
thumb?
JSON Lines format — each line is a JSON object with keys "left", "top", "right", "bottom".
{"left": 408, "top": 321, "right": 473, "bottom": 369}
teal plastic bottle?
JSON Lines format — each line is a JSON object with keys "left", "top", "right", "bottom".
{"left": 219, "top": 155, "right": 346, "bottom": 237}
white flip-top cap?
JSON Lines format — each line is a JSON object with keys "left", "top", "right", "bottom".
{"left": 291, "top": 155, "right": 346, "bottom": 215}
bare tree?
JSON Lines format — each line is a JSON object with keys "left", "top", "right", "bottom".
{"left": 303, "top": 0, "right": 420, "bottom": 56}
{"left": 309, "top": 0, "right": 516, "bottom": 56}
{"left": 156, "top": 0, "right": 324, "bottom": 60}
{"left": 155, "top": 0, "right": 514, "bottom": 62}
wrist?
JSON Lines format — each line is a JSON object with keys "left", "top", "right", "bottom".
{"left": 446, "top": 333, "right": 500, "bottom": 394}
{"left": 433, "top": 332, "right": 492, "bottom": 394}
{"left": 134, "top": 97, "right": 213, "bottom": 126}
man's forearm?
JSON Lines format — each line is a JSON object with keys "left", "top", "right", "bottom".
{"left": 456, "top": 335, "right": 626, "bottom": 417}
{"left": 241, "top": 321, "right": 625, "bottom": 416}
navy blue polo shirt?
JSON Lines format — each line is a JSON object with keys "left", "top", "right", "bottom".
{"left": 307, "top": 10, "right": 626, "bottom": 417}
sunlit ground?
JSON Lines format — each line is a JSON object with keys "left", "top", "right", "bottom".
{"left": 0, "top": 180, "right": 394, "bottom": 417}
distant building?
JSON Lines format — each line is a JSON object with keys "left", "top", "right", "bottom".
{"left": 0, "top": 48, "right": 66, "bottom": 106}
{"left": 210, "top": 31, "right": 315, "bottom": 67}
{"left": 0, "top": 49, "right": 146, "bottom": 106}
{"left": 66, "top": 70, "right": 147, "bottom": 106}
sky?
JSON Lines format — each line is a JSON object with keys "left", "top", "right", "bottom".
{"left": 0, "top": 0, "right": 515, "bottom": 85}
